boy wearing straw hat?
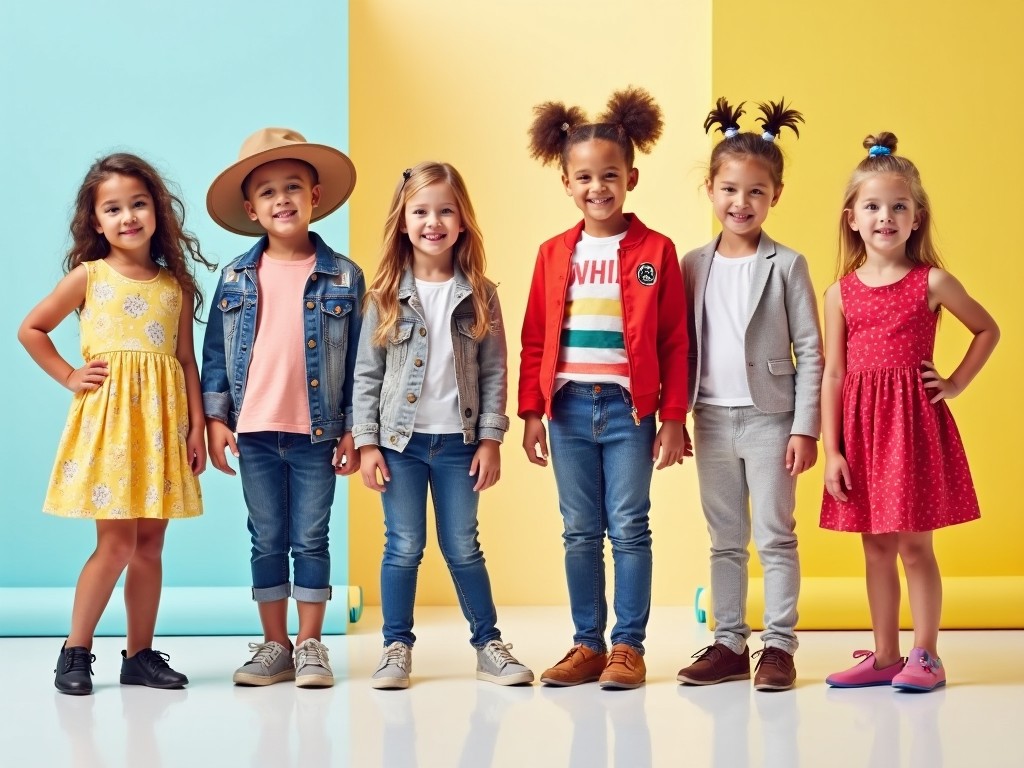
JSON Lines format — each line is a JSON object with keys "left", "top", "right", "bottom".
{"left": 202, "top": 127, "right": 363, "bottom": 688}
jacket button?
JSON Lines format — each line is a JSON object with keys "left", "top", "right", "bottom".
{"left": 389, "top": 435, "right": 398, "bottom": 445}
{"left": 414, "top": 358, "right": 423, "bottom": 367}
{"left": 310, "top": 379, "right": 319, "bottom": 388}
{"left": 419, "top": 327, "right": 427, "bottom": 336}
{"left": 314, "top": 428, "right": 323, "bottom": 436}
{"left": 334, "top": 306, "right": 342, "bottom": 314}
{"left": 306, "top": 301, "right": 315, "bottom": 309}
{"left": 308, "top": 339, "right": 317, "bottom": 349}
{"left": 464, "top": 408, "right": 472, "bottom": 417}
{"left": 311, "top": 274, "right": 318, "bottom": 281}
{"left": 220, "top": 299, "right": 227, "bottom": 308}
{"left": 407, "top": 393, "right": 417, "bottom": 403}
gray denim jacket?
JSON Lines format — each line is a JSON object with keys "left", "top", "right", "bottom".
{"left": 352, "top": 265, "right": 509, "bottom": 451}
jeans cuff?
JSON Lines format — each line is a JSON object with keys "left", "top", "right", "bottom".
{"left": 251, "top": 583, "right": 291, "bottom": 603}
{"left": 293, "top": 585, "right": 332, "bottom": 603}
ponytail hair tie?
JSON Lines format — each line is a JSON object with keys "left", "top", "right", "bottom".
{"left": 868, "top": 146, "right": 891, "bottom": 157}
{"left": 761, "top": 130, "right": 776, "bottom": 143}
{"left": 560, "top": 121, "right": 570, "bottom": 133}
{"left": 723, "top": 126, "right": 741, "bottom": 139}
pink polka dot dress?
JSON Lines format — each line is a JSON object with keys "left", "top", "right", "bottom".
{"left": 820, "top": 265, "right": 980, "bottom": 533}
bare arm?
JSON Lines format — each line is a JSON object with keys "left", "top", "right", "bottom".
{"left": 922, "top": 268, "right": 1000, "bottom": 402}
{"left": 175, "top": 289, "right": 207, "bottom": 475}
{"left": 820, "top": 283, "right": 851, "bottom": 501}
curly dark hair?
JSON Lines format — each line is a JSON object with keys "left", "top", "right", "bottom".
{"left": 65, "top": 153, "right": 215, "bottom": 322}
{"left": 528, "top": 86, "right": 663, "bottom": 172}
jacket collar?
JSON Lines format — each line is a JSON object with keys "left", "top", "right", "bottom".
{"left": 699, "top": 229, "right": 777, "bottom": 262}
{"left": 233, "top": 231, "right": 340, "bottom": 275}
{"left": 559, "top": 213, "right": 649, "bottom": 253}
{"left": 397, "top": 262, "right": 472, "bottom": 301}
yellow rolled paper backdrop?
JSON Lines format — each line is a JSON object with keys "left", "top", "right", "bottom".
{"left": 703, "top": 577, "right": 1024, "bottom": 631}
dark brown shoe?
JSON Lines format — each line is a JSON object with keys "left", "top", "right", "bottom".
{"left": 598, "top": 644, "right": 646, "bottom": 689}
{"left": 677, "top": 643, "right": 750, "bottom": 685}
{"left": 540, "top": 644, "right": 608, "bottom": 686}
{"left": 752, "top": 647, "right": 796, "bottom": 691}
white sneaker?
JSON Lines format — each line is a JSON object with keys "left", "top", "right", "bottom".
{"left": 476, "top": 640, "right": 534, "bottom": 686}
{"left": 232, "top": 641, "right": 296, "bottom": 686}
{"left": 294, "top": 638, "right": 334, "bottom": 688}
{"left": 371, "top": 642, "right": 412, "bottom": 689}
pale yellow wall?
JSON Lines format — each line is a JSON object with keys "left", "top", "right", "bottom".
{"left": 350, "top": 0, "right": 713, "bottom": 605}
{"left": 711, "top": 2, "right": 1024, "bottom": 577}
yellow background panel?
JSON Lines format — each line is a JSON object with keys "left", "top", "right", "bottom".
{"left": 350, "top": 0, "right": 713, "bottom": 606}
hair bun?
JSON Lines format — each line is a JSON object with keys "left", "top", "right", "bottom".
{"left": 863, "top": 132, "right": 898, "bottom": 154}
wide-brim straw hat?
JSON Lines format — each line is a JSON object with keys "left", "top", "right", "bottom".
{"left": 207, "top": 127, "right": 357, "bottom": 236}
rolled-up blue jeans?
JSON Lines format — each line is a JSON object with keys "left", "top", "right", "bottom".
{"left": 380, "top": 432, "right": 500, "bottom": 648}
{"left": 548, "top": 382, "right": 656, "bottom": 653}
{"left": 237, "top": 431, "right": 336, "bottom": 603}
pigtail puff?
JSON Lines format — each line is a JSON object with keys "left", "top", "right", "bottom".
{"left": 528, "top": 102, "right": 588, "bottom": 166}
{"left": 599, "top": 86, "right": 664, "bottom": 155}
{"left": 757, "top": 99, "right": 804, "bottom": 140}
{"left": 704, "top": 97, "right": 746, "bottom": 135}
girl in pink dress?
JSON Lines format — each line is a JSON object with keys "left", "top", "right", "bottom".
{"left": 819, "top": 133, "right": 999, "bottom": 692}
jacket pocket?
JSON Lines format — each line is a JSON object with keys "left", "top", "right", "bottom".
{"left": 321, "top": 298, "right": 354, "bottom": 349}
{"left": 767, "top": 357, "right": 796, "bottom": 375}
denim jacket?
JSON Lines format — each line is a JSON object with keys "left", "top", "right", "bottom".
{"left": 352, "top": 265, "right": 509, "bottom": 451}
{"left": 201, "top": 232, "right": 365, "bottom": 443}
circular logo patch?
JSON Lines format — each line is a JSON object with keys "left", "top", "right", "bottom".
{"left": 636, "top": 262, "right": 657, "bottom": 286}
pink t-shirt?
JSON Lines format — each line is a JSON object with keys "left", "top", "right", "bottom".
{"left": 236, "top": 254, "right": 314, "bottom": 434}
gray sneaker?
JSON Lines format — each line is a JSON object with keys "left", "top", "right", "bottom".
{"left": 294, "top": 638, "right": 334, "bottom": 688}
{"left": 476, "top": 640, "right": 534, "bottom": 686}
{"left": 370, "top": 642, "right": 412, "bottom": 689}
{"left": 232, "top": 641, "right": 296, "bottom": 686}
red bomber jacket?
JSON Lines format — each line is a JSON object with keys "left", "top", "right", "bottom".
{"left": 518, "top": 214, "right": 689, "bottom": 422}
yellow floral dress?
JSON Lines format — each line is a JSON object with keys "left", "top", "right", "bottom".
{"left": 43, "top": 259, "right": 203, "bottom": 520}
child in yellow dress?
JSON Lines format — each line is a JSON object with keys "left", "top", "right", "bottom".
{"left": 19, "top": 153, "right": 213, "bottom": 695}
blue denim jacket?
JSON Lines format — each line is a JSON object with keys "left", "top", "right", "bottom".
{"left": 201, "top": 232, "right": 365, "bottom": 443}
{"left": 352, "top": 266, "right": 509, "bottom": 451}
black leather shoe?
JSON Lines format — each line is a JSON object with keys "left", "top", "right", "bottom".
{"left": 120, "top": 648, "right": 189, "bottom": 689}
{"left": 55, "top": 644, "right": 95, "bottom": 695}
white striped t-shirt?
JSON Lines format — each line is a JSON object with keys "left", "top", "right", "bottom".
{"left": 554, "top": 230, "right": 630, "bottom": 392}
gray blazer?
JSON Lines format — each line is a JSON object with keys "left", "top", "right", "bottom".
{"left": 681, "top": 231, "right": 823, "bottom": 437}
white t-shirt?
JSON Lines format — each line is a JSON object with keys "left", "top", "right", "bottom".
{"left": 697, "top": 251, "right": 756, "bottom": 406}
{"left": 413, "top": 277, "right": 462, "bottom": 433}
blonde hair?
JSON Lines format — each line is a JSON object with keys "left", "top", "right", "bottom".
{"left": 837, "top": 132, "right": 943, "bottom": 278}
{"left": 365, "top": 162, "right": 493, "bottom": 346}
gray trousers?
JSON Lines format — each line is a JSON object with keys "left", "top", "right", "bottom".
{"left": 693, "top": 404, "right": 800, "bottom": 654}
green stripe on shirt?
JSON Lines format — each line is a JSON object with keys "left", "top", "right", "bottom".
{"left": 560, "top": 329, "right": 625, "bottom": 349}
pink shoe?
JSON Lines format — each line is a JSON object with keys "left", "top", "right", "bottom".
{"left": 826, "top": 650, "right": 906, "bottom": 688}
{"left": 892, "top": 647, "right": 946, "bottom": 692}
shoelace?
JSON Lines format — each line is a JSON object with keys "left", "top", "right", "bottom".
{"left": 61, "top": 648, "right": 96, "bottom": 675}
{"left": 138, "top": 649, "right": 173, "bottom": 670}
{"left": 751, "top": 648, "right": 788, "bottom": 671}
{"left": 380, "top": 643, "right": 410, "bottom": 671}
{"left": 247, "top": 641, "right": 282, "bottom": 668}
{"left": 607, "top": 647, "right": 635, "bottom": 668}
{"left": 296, "top": 641, "right": 330, "bottom": 670}
{"left": 691, "top": 645, "right": 718, "bottom": 661}
{"left": 483, "top": 641, "right": 517, "bottom": 669}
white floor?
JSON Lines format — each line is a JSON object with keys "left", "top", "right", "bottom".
{"left": 3, "top": 606, "right": 1021, "bottom": 768}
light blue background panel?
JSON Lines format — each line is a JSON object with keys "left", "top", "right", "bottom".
{"left": 0, "top": 1, "right": 358, "bottom": 635}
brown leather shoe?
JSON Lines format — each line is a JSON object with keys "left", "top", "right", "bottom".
{"left": 540, "top": 645, "right": 608, "bottom": 686}
{"left": 752, "top": 647, "right": 796, "bottom": 691}
{"left": 677, "top": 643, "right": 750, "bottom": 685}
{"left": 598, "top": 644, "right": 646, "bottom": 689}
